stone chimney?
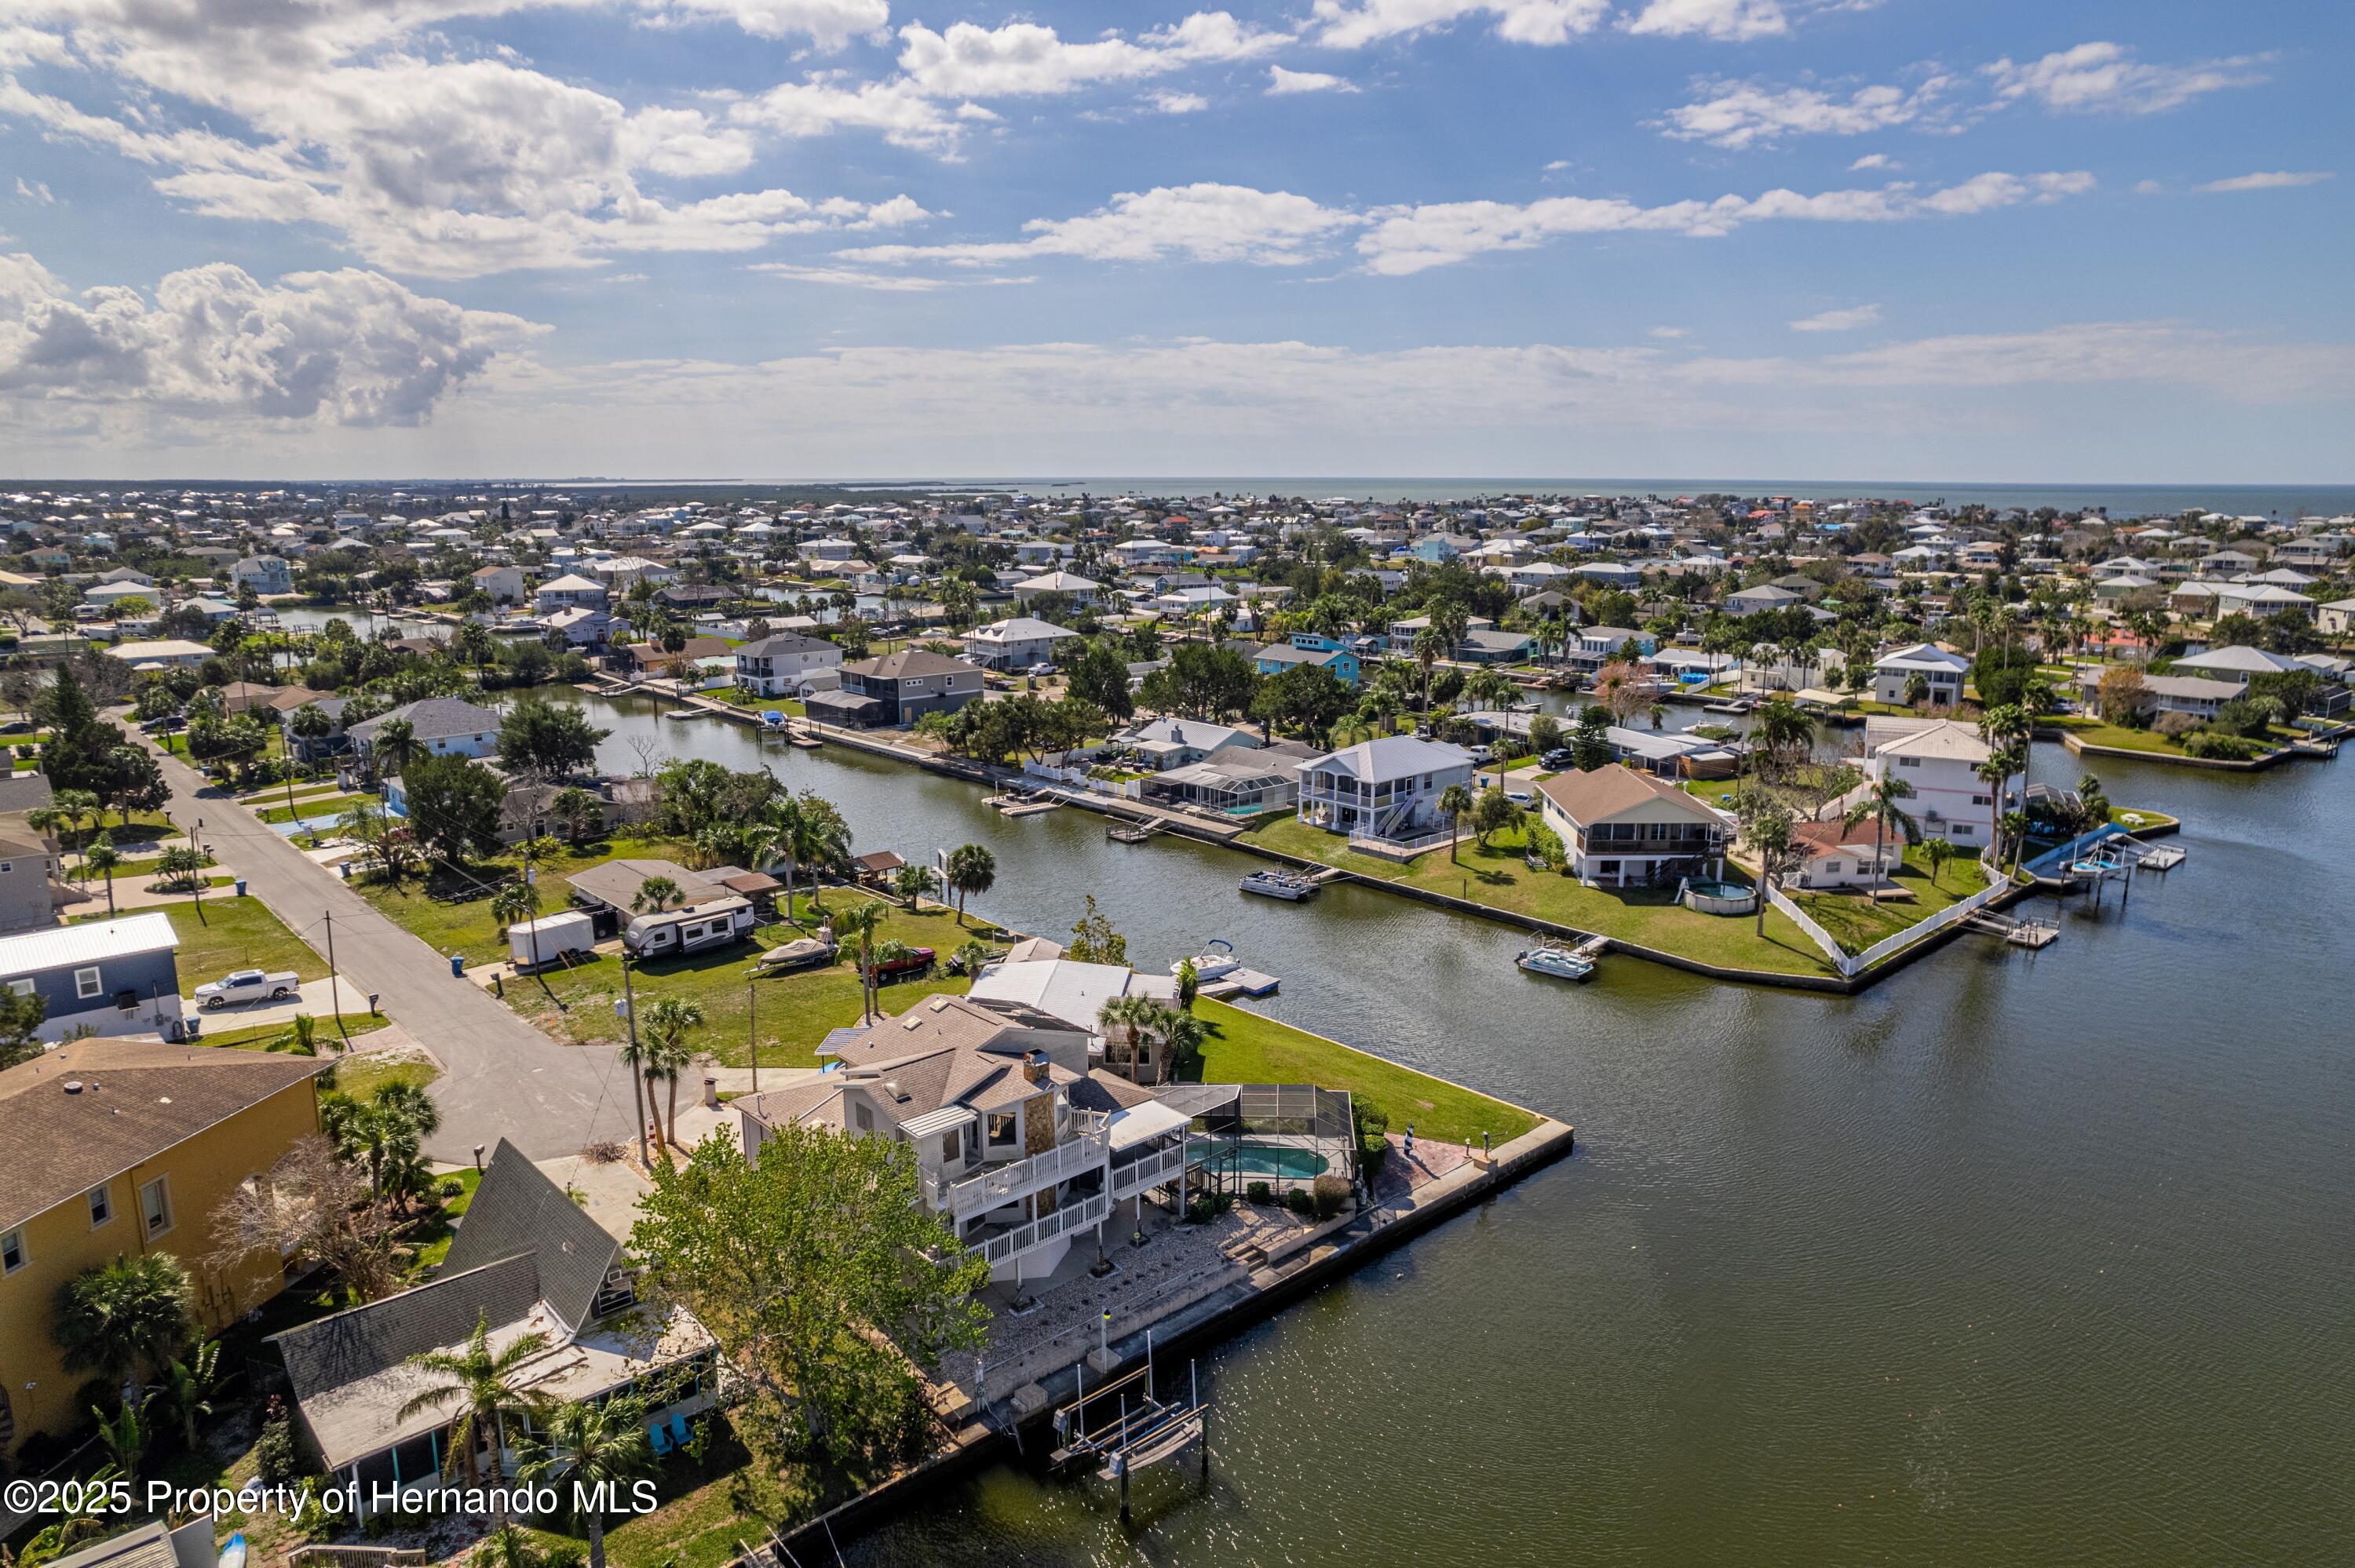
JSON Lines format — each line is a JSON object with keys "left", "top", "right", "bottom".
{"left": 1022, "top": 1048, "right": 1050, "bottom": 1085}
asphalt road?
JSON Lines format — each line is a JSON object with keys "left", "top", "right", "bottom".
{"left": 134, "top": 735, "right": 639, "bottom": 1161}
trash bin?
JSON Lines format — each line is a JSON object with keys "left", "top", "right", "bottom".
{"left": 448, "top": 954, "right": 466, "bottom": 977}
{"left": 234, "top": 878, "right": 247, "bottom": 897}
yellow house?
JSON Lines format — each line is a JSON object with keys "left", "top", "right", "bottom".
{"left": 0, "top": 1037, "right": 327, "bottom": 1457}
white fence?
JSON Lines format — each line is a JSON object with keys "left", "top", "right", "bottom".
{"left": 1768, "top": 851, "right": 2012, "bottom": 979}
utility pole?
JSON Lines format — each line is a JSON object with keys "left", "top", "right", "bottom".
{"left": 621, "top": 954, "right": 648, "bottom": 1167}
{"left": 323, "top": 910, "right": 348, "bottom": 1049}
{"left": 747, "top": 979, "right": 759, "bottom": 1093}
{"left": 189, "top": 815, "right": 205, "bottom": 924}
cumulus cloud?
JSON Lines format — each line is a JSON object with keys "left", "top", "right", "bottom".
{"left": 1983, "top": 42, "right": 2268, "bottom": 115}
{"left": 747, "top": 263, "right": 1035, "bottom": 290}
{"left": 633, "top": 0, "right": 889, "bottom": 50}
{"left": 1267, "top": 66, "right": 1358, "bottom": 94}
{"left": 1621, "top": 0, "right": 1789, "bottom": 42}
{"left": 2194, "top": 170, "right": 2333, "bottom": 193}
{"left": 1149, "top": 89, "right": 1210, "bottom": 113}
{"left": 1850, "top": 152, "right": 1895, "bottom": 171}
{"left": 1659, "top": 76, "right": 1949, "bottom": 148}
{"left": 1309, "top": 0, "right": 1610, "bottom": 50}
{"left": 844, "top": 182, "right": 1363, "bottom": 268}
{"left": 895, "top": 13, "right": 1287, "bottom": 98}
{"left": 0, "top": 250, "right": 541, "bottom": 425}
{"left": 1789, "top": 304, "right": 1879, "bottom": 332}
{"left": 728, "top": 75, "right": 973, "bottom": 153}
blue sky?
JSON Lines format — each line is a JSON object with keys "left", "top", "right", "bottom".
{"left": 2, "top": 0, "right": 2349, "bottom": 479}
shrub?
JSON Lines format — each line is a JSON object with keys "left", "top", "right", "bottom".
{"left": 1310, "top": 1173, "right": 1351, "bottom": 1220}
{"left": 254, "top": 1398, "right": 301, "bottom": 1485}
{"left": 1354, "top": 1104, "right": 1390, "bottom": 1183}
{"left": 2152, "top": 711, "right": 2198, "bottom": 738}
{"left": 1284, "top": 1187, "right": 1314, "bottom": 1216}
{"left": 2183, "top": 730, "right": 2265, "bottom": 760}
{"left": 436, "top": 1175, "right": 467, "bottom": 1199}
{"left": 1246, "top": 1180, "right": 1272, "bottom": 1205}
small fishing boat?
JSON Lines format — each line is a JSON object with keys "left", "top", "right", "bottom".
{"left": 1239, "top": 869, "right": 1320, "bottom": 902}
{"left": 1174, "top": 937, "right": 1241, "bottom": 981}
{"left": 751, "top": 935, "right": 837, "bottom": 975}
{"left": 218, "top": 1534, "right": 248, "bottom": 1568}
{"left": 664, "top": 706, "right": 703, "bottom": 720}
{"left": 1516, "top": 946, "right": 1594, "bottom": 982}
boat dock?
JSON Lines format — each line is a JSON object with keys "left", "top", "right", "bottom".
{"left": 1964, "top": 908, "right": 2060, "bottom": 949}
{"left": 1199, "top": 968, "right": 1280, "bottom": 999}
{"left": 987, "top": 793, "right": 1061, "bottom": 817}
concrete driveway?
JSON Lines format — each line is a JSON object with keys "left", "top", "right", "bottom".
{"left": 186, "top": 975, "right": 369, "bottom": 1034}
{"left": 130, "top": 727, "right": 637, "bottom": 1161}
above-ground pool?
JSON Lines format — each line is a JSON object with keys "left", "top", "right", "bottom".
{"left": 1193, "top": 1140, "right": 1330, "bottom": 1179}
{"left": 1682, "top": 878, "right": 1758, "bottom": 916}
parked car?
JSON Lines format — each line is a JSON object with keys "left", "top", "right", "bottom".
{"left": 1507, "top": 789, "right": 1535, "bottom": 807}
{"left": 195, "top": 968, "right": 301, "bottom": 1008}
{"left": 1540, "top": 749, "right": 1572, "bottom": 769}
{"left": 864, "top": 946, "right": 937, "bottom": 983}
{"left": 1466, "top": 744, "right": 1495, "bottom": 764}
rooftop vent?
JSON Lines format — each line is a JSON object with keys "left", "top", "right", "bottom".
{"left": 63, "top": 1080, "right": 82, "bottom": 1094}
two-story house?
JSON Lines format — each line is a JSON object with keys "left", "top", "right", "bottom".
{"left": 345, "top": 697, "right": 503, "bottom": 782}
{"left": 1852, "top": 717, "right": 2002, "bottom": 851}
{"left": 729, "top": 630, "right": 845, "bottom": 697}
{"left": 469, "top": 563, "right": 524, "bottom": 605}
{"left": 1535, "top": 764, "right": 1732, "bottom": 888}
{"left": 228, "top": 555, "right": 293, "bottom": 596}
{"left": 736, "top": 994, "right": 1184, "bottom": 1286}
{"left": 533, "top": 572, "right": 610, "bottom": 613}
{"left": 1872, "top": 644, "right": 1971, "bottom": 707}
{"left": 819, "top": 649, "right": 984, "bottom": 727}
{"left": 2, "top": 1037, "right": 328, "bottom": 1460}
{"left": 1294, "top": 735, "right": 1475, "bottom": 844}
{"left": 1011, "top": 570, "right": 1103, "bottom": 608}
{"left": 963, "top": 616, "right": 1078, "bottom": 673}
{"left": 1254, "top": 634, "right": 1361, "bottom": 688}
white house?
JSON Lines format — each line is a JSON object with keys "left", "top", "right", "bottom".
{"left": 1011, "top": 571, "right": 1104, "bottom": 608}
{"left": 345, "top": 697, "right": 502, "bottom": 779}
{"left": 1854, "top": 717, "right": 1999, "bottom": 850}
{"left": 1534, "top": 764, "right": 1732, "bottom": 888}
{"left": 732, "top": 631, "right": 844, "bottom": 697}
{"left": 963, "top": 616, "right": 1078, "bottom": 672}
{"left": 1785, "top": 819, "right": 1903, "bottom": 891}
{"left": 1294, "top": 735, "right": 1475, "bottom": 843}
{"left": 470, "top": 563, "right": 524, "bottom": 605}
{"left": 228, "top": 555, "right": 293, "bottom": 596}
{"left": 535, "top": 572, "right": 609, "bottom": 611}
{"left": 1871, "top": 644, "right": 1971, "bottom": 707}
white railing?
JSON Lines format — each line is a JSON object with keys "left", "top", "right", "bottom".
{"left": 979, "top": 1191, "right": 1109, "bottom": 1264}
{"left": 1111, "top": 1140, "right": 1187, "bottom": 1198}
{"left": 1769, "top": 848, "right": 2015, "bottom": 978}
{"left": 938, "top": 1129, "right": 1108, "bottom": 1216}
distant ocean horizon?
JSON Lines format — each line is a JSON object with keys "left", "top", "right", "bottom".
{"left": 820, "top": 476, "right": 2355, "bottom": 519}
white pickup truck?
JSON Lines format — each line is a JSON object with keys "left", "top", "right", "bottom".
{"left": 194, "top": 968, "right": 301, "bottom": 1009}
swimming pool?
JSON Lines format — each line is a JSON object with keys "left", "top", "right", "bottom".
{"left": 1193, "top": 1140, "right": 1330, "bottom": 1179}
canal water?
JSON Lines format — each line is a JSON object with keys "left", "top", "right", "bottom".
{"left": 545, "top": 688, "right": 2354, "bottom": 1566}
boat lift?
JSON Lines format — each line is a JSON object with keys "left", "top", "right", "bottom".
{"left": 1046, "top": 1336, "right": 1211, "bottom": 1521}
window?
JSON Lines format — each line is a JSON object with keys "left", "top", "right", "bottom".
{"left": 0, "top": 862, "right": 10, "bottom": 875}
{"left": 1897, "top": 757, "right": 1922, "bottom": 769}
{"left": 7, "top": 979, "right": 30, "bottom": 997}
{"left": 139, "top": 1176, "right": 173, "bottom": 1239}
{"left": 1971, "top": 794, "right": 1992, "bottom": 808}
{"left": 940, "top": 1129, "right": 962, "bottom": 1163}
{"left": 1, "top": 1227, "right": 23, "bottom": 1274}
{"left": 89, "top": 1186, "right": 112, "bottom": 1227}
{"left": 1825, "top": 860, "right": 1843, "bottom": 873}
{"left": 853, "top": 1103, "right": 874, "bottom": 1133}
{"left": 75, "top": 966, "right": 103, "bottom": 1000}
{"left": 987, "top": 1111, "right": 1018, "bottom": 1146}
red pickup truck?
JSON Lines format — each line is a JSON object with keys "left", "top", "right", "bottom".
{"left": 863, "top": 946, "right": 937, "bottom": 983}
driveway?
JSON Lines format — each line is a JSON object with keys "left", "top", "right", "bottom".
{"left": 186, "top": 975, "right": 367, "bottom": 1035}
{"left": 130, "top": 731, "right": 637, "bottom": 1161}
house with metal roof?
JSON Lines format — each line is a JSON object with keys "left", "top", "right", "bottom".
{"left": 272, "top": 1140, "right": 714, "bottom": 1513}
{"left": 0, "top": 912, "right": 184, "bottom": 1041}
{"left": 1293, "top": 735, "right": 1476, "bottom": 844}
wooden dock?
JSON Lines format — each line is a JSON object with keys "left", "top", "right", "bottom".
{"left": 1199, "top": 968, "right": 1280, "bottom": 999}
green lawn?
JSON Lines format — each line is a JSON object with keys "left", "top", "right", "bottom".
{"left": 200, "top": 1012, "right": 393, "bottom": 1050}
{"left": 2047, "top": 716, "right": 2193, "bottom": 756}
{"left": 156, "top": 895, "right": 330, "bottom": 983}
{"left": 355, "top": 837, "right": 696, "bottom": 964}
{"left": 1786, "top": 843, "right": 1991, "bottom": 956}
{"left": 253, "top": 791, "right": 370, "bottom": 824}
{"left": 507, "top": 890, "right": 988, "bottom": 1065}
{"left": 409, "top": 1165, "right": 479, "bottom": 1271}
{"left": 1240, "top": 815, "right": 1844, "bottom": 979}
{"left": 1187, "top": 998, "right": 1538, "bottom": 1145}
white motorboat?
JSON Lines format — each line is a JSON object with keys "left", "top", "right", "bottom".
{"left": 1239, "top": 870, "right": 1320, "bottom": 901}
{"left": 1174, "top": 937, "right": 1242, "bottom": 981}
{"left": 1516, "top": 946, "right": 1594, "bottom": 982}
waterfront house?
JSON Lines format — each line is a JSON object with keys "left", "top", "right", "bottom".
{"left": 470, "top": 563, "right": 524, "bottom": 604}
{"left": 1785, "top": 820, "right": 1903, "bottom": 891}
{"left": 732, "top": 630, "right": 844, "bottom": 697}
{"left": 967, "top": 956, "right": 1182, "bottom": 1079}
{"left": 272, "top": 1140, "right": 714, "bottom": 1516}
{"left": 964, "top": 616, "right": 1079, "bottom": 672}
{"left": 345, "top": 696, "right": 502, "bottom": 780}
{"left": 1254, "top": 635, "right": 1361, "bottom": 688}
{"left": 533, "top": 572, "right": 610, "bottom": 612}
{"left": 1871, "top": 644, "right": 1970, "bottom": 707}
{"left": 1294, "top": 735, "right": 1476, "bottom": 844}
{"left": 830, "top": 648, "right": 984, "bottom": 727}
{"left": 1534, "top": 765, "right": 1732, "bottom": 888}
{"left": 2169, "top": 645, "right": 2310, "bottom": 685}
{"left": 1565, "top": 626, "right": 1654, "bottom": 671}
{"left": 228, "top": 555, "right": 293, "bottom": 596}
{"left": 1853, "top": 717, "right": 1998, "bottom": 851}
{"left": 736, "top": 994, "right": 1185, "bottom": 1286}
{"left": 0, "top": 913, "right": 184, "bottom": 1041}
{"left": 1139, "top": 743, "right": 1309, "bottom": 816}
{"left": 2, "top": 1037, "right": 327, "bottom": 1460}
{"left": 1114, "top": 717, "right": 1264, "bottom": 771}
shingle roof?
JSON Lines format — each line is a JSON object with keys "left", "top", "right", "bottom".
{"left": 441, "top": 1138, "right": 619, "bottom": 1334}
{"left": 1535, "top": 764, "right": 1725, "bottom": 826}
{"left": 273, "top": 1253, "right": 545, "bottom": 1419}
{"left": 843, "top": 648, "right": 979, "bottom": 680}
{"left": 1, "top": 1036, "right": 325, "bottom": 1231}
{"left": 348, "top": 696, "right": 502, "bottom": 744}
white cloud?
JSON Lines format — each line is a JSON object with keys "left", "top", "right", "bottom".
{"left": 14, "top": 177, "right": 57, "bottom": 204}
{"left": 1689, "top": 322, "right": 2355, "bottom": 397}
{"left": 2194, "top": 170, "right": 2334, "bottom": 193}
{"left": 1149, "top": 89, "right": 1210, "bottom": 113}
{"left": 895, "top": 13, "right": 1288, "bottom": 98}
{"left": 844, "top": 182, "right": 1363, "bottom": 268}
{"left": 633, "top": 0, "right": 889, "bottom": 50}
{"left": 1789, "top": 303, "right": 1879, "bottom": 332}
{"left": 1621, "top": 0, "right": 1789, "bottom": 42}
{"left": 1914, "top": 170, "right": 2092, "bottom": 215}
{"left": 1849, "top": 152, "right": 1895, "bottom": 171}
{"left": 748, "top": 263, "right": 1035, "bottom": 291}
{"left": 1659, "top": 77, "right": 1948, "bottom": 148}
{"left": 728, "top": 75, "right": 970, "bottom": 152}
{"left": 1309, "top": 0, "right": 1610, "bottom": 50}
{"left": 1983, "top": 42, "right": 2267, "bottom": 115}
{"left": 1648, "top": 326, "right": 1689, "bottom": 338}
{"left": 1268, "top": 66, "right": 1358, "bottom": 94}
{"left": 0, "top": 250, "right": 541, "bottom": 425}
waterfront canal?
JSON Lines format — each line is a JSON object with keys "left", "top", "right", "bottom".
{"left": 548, "top": 688, "right": 2355, "bottom": 1566}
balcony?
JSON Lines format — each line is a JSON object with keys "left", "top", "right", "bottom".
{"left": 929, "top": 1123, "right": 1108, "bottom": 1217}
{"left": 1110, "top": 1140, "right": 1187, "bottom": 1198}
{"left": 977, "top": 1191, "right": 1111, "bottom": 1266}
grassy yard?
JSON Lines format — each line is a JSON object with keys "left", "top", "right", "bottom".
{"left": 499, "top": 889, "right": 991, "bottom": 1067}
{"left": 409, "top": 1165, "right": 479, "bottom": 1271}
{"left": 520, "top": 1416, "right": 838, "bottom": 1568}
{"left": 200, "top": 1011, "right": 393, "bottom": 1049}
{"left": 1240, "top": 815, "right": 1844, "bottom": 979}
{"left": 1186, "top": 998, "right": 1538, "bottom": 1145}
{"left": 253, "top": 791, "right": 370, "bottom": 824}
{"left": 354, "top": 837, "right": 695, "bottom": 964}
{"left": 160, "top": 895, "right": 330, "bottom": 983}
{"left": 1785, "top": 843, "right": 1991, "bottom": 956}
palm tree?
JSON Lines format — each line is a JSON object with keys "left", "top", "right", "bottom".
{"left": 158, "top": 1340, "right": 222, "bottom": 1451}
{"left": 1751, "top": 698, "right": 1816, "bottom": 782}
{"left": 1974, "top": 749, "right": 2022, "bottom": 868}
{"left": 269, "top": 1013, "right": 320, "bottom": 1056}
{"left": 84, "top": 833, "right": 122, "bottom": 917}
{"left": 491, "top": 879, "right": 539, "bottom": 940}
{"left": 630, "top": 876, "right": 681, "bottom": 917}
{"left": 1097, "top": 992, "right": 1160, "bottom": 1078}
{"left": 1438, "top": 782, "right": 1475, "bottom": 863}
{"left": 943, "top": 842, "right": 996, "bottom": 925}
{"left": 518, "top": 1394, "right": 656, "bottom": 1568}
{"left": 322, "top": 1080, "right": 443, "bottom": 1206}
{"left": 832, "top": 900, "right": 890, "bottom": 1022}
{"left": 1842, "top": 775, "right": 1922, "bottom": 903}
{"left": 396, "top": 1311, "right": 557, "bottom": 1500}
{"left": 53, "top": 1253, "right": 192, "bottom": 1386}
{"left": 641, "top": 997, "right": 706, "bottom": 1153}
{"left": 371, "top": 717, "right": 422, "bottom": 782}
{"left": 1745, "top": 804, "right": 1795, "bottom": 939}
{"left": 92, "top": 1395, "right": 149, "bottom": 1484}
{"left": 551, "top": 786, "right": 601, "bottom": 847}
{"left": 950, "top": 937, "right": 993, "bottom": 977}
{"left": 893, "top": 862, "right": 936, "bottom": 909}
{"left": 1922, "top": 836, "right": 1955, "bottom": 888}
